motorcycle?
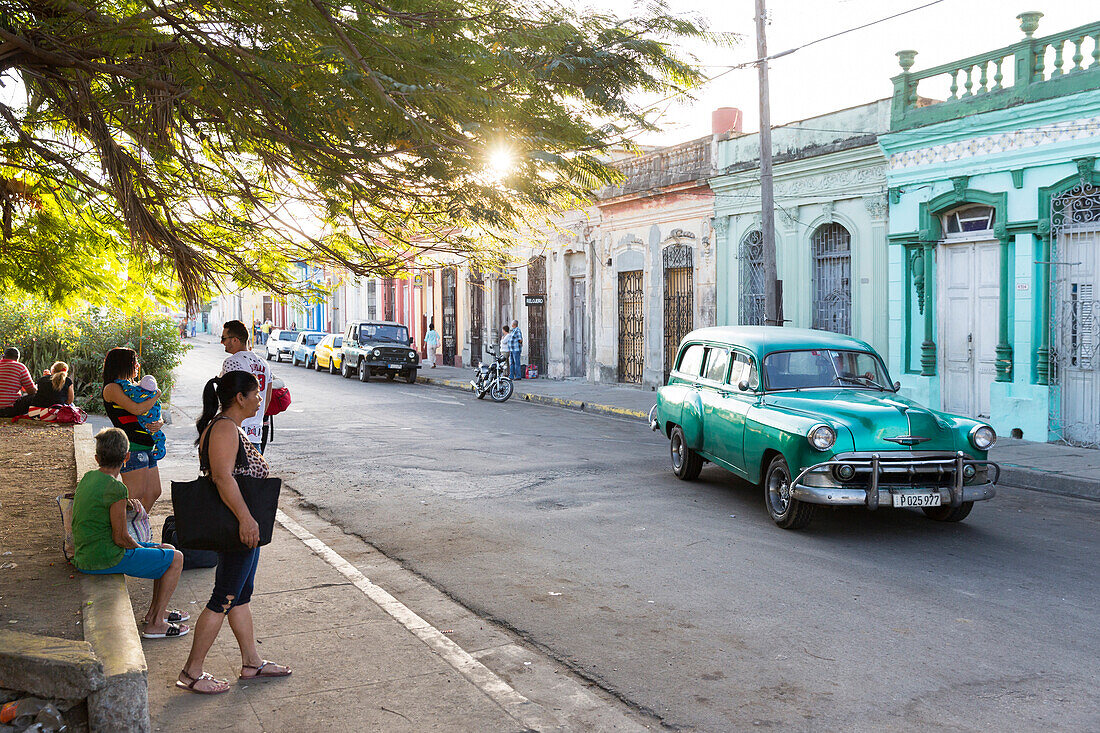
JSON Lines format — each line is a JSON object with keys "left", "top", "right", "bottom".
{"left": 471, "top": 346, "right": 514, "bottom": 402}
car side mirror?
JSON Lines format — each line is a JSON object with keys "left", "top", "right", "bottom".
{"left": 893, "top": 381, "right": 901, "bottom": 391}
{"left": 738, "top": 379, "right": 751, "bottom": 392}
{"left": 408, "top": 338, "right": 414, "bottom": 346}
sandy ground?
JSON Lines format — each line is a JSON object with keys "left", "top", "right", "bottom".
{"left": 0, "top": 422, "right": 84, "bottom": 640}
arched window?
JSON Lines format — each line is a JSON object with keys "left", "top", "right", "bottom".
{"left": 739, "top": 230, "right": 765, "bottom": 325}
{"left": 942, "top": 205, "right": 995, "bottom": 236}
{"left": 811, "top": 223, "right": 852, "bottom": 334}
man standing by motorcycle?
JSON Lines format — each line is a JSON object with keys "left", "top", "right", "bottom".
{"left": 508, "top": 319, "right": 523, "bottom": 380}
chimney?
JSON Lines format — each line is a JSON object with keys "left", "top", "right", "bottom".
{"left": 712, "top": 107, "right": 743, "bottom": 136}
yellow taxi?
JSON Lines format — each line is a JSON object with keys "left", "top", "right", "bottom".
{"left": 313, "top": 334, "right": 344, "bottom": 374}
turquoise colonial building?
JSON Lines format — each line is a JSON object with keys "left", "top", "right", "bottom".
{"left": 880, "top": 13, "right": 1100, "bottom": 445}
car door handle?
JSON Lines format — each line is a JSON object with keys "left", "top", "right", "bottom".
{"left": 717, "top": 390, "right": 731, "bottom": 398}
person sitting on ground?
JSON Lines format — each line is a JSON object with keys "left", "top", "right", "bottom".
{"left": 101, "top": 347, "right": 164, "bottom": 510}
{"left": 119, "top": 374, "right": 167, "bottom": 461}
{"left": 72, "top": 427, "right": 189, "bottom": 638}
{"left": 176, "top": 371, "right": 290, "bottom": 695}
{"left": 32, "top": 361, "right": 75, "bottom": 408}
{"left": 0, "top": 346, "right": 36, "bottom": 417}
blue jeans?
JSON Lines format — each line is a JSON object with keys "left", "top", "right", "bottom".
{"left": 510, "top": 350, "right": 523, "bottom": 379}
{"left": 207, "top": 547, "right": 260, "bottom": 613}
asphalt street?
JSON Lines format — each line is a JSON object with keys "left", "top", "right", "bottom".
{"left": 172, "top": 340, "right": 1099, "bottom": 732}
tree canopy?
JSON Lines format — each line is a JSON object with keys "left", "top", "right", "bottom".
{"left": 1, "top": 1, "right": 720, "bottom": 308}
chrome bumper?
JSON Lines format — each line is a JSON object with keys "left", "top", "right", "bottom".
{"left": 791, "top": 452, "right": 1000, "bottom": 509}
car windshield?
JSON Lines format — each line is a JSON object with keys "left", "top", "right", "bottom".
{"left": 305, "top": 334, "right": 324, "bottom": 346}
{"left": 763, "top": 349, "right": 893, "bottom": 391}
{"left": 360, "top": 324, "right": 409, "bottom": 344}
{"left": 333, "top": 336, "right": 342, "bottom": 347}
{"left": 280, "top": 331, "right": 299, "bottom": 342}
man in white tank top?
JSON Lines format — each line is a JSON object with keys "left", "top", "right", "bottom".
{"left": 219, "top": 320, "right": 272, "bottom": 451}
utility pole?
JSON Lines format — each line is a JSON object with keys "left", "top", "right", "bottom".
{"left": 755, "top": 0, "right": 780, "bottom": 326}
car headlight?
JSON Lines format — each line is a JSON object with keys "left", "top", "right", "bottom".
{"left": 808, "top": 424, "right": 836, "bottom": 451}
{"left": 409, "top": 351, "right": 417, "bottom": 360}
{"left": 373, "top": 349, "right": 381, "bottom": 357}
{"left": 970, "top": 425, "right": 996, "bottom": 450}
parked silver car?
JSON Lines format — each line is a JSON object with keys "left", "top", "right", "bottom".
{"left": 265, "top": 328, "right": 300, "bottom": 362}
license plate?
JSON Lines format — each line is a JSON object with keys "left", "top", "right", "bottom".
{"left": 893, "top": 492, "right": 942, "bottom": 508}
{"left": 388, "top": 363, "right": 401, "bottom": 369}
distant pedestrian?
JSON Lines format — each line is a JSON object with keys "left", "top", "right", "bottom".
{"left": 261, "top": 320, "right": 272, "bottom": 345}
{"left": 220, "top": 319, "right": 272, "bottom": 453}
{"left": 424, "top": 323, "right": 440, "bottom": 368}
{"left": 0, "top": 347, "right": 36, "bottom": 417}
{"left": 102, "top": 347, "right": 164, "bottom": 509}
{"left": 508, "top": 319, "right": 524, "bottom": 380}
{"left": 32, "top": 361, "right": 75, "bottom": 407}
{"left": 73, "top": 427, "right": 188, "bottom": 639}
{"left": 177, "top": 371, "right": 291, "bottom": 695}
{"left": 499, "top": 325, "right": 510, "bottom": 355}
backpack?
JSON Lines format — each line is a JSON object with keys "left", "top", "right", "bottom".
{"left": 266, "top": 383, "right": 291, "bottom": 416}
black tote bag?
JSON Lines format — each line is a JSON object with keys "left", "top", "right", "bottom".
{"left": 171, "top": 474, "right": 281, "bottom": 552}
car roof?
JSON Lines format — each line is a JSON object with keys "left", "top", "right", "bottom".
{"left": 681, "top": 326, "right": 875, "bottom": 356}
{"left": 351, "top": 320, "right": 406, "bottom": 327}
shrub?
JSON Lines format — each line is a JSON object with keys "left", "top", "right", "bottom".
{"left": 0, "top": 301, "right": 190, "bottom": 413}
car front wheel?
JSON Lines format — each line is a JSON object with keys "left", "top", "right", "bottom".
{"left": 922, "top": 501, "right": 973, "bottom": 522}
{"left": 266, "top": 351, "right": 272, "bottom": 361}
{"left": 763, "top": 455, "right": 815, "bottom": 530}
{"left": 405, "top": 370, "right": 417, "bottom": 384}
{"left": 358, "top": 360, "right": 370, "bottom": 382}
{"left": 669, "top": 426, "right": 703, "bottom": 481}
{"left": 329, "top": 359, "right": 337, "bottom": 375}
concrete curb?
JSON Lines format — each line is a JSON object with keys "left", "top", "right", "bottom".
{"left": 416, "top": 375, "right": 650, "bottom": 421}
{"left": 0, "top": 629, "right": 105, "bottom": 700}
{"left": 998, "top": 465, "right": 1100, "bottom": 502}
{"left": 73, "top": 423, "right": 150, "bottom": 733}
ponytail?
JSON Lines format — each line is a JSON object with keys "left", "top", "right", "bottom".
{"left": 194, "top": 371, "right": 260, "bottom": 444}
{"left": 50, "top": 361, "right": 69, "bottom": 391}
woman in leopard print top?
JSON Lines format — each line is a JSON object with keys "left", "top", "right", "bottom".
{"left": 176, "top": 371, "right": 289, "bottom": 695}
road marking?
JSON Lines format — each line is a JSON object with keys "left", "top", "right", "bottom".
{"left": 275, "top": 510, "right": 552, "bottom": 729}
{"left": 399, "top": 389, "right": 462, "bottom": 405}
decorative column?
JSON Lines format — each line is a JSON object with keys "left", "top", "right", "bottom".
{"left": 995, "top": 224, "right": 1014, "bottom": 381}
{"left": 1035, "top": 222, "right": 1052, "bottom": 384}
{"left": 919, "top": 241, "right": 936, "bottom": 376}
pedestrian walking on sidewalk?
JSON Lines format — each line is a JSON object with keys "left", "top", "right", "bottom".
{"left": 508, "top": 319, "right": 524, "bottom": 380}
{"left": 220, "top": 319, "right": 272, "bottom": 454}
{"left": 177, "top": 371, "right": 291, "bottom": 695}
{"left": 73, "top": 427, "right": 188, "bottom": 639}
{"left": 0, "top": 347, "right": 36, "bottom": 417}
{"left": 102, "top": 348, "right": 164, "bottom": 510}
{"left": 425, "top": 322, "right": 440, "bottom": 368}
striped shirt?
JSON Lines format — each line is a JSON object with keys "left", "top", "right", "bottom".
{"left": 0, "top": 359, "right": 34, "bottom": 409}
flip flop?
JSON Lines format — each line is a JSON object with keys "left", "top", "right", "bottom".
{"left": 165, "top": 609, "right": 190, "bottom": 623}
{"left": 142, "top": 623, "right": 190, "bottom": 639}
{"left": 239, "top": 660, "right": 292, "bottom": 680}
{"left": 176, "top": 670, "right": 229, "bottom": 695}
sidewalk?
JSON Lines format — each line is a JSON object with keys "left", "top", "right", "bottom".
{"left": 138, "top": 377, "right": 650, "bottom": 732}
{"left": 418, "top": 365, "right": 1100, "bottom": 502}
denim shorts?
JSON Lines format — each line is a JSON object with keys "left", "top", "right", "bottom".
{"left": 121, "top": 448, "right": 158, "bottom": 473}
{"left": 80, "top": 542, "right": 174, "bottom": 579}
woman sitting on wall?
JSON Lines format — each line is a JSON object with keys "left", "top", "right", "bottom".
{"left": 32, "top": 361, "right": 75, "bottom": 407}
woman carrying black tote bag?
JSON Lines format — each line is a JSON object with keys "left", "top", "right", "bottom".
{"left": 170, "top": 370, "right": 290, "bottom": 695}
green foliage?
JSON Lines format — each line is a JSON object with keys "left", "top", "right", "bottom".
{"left": 0, "top": 300, "right": 190, "bottom": 413}
{"left": 1, "top": 1, "right": 725, "bottom": 307}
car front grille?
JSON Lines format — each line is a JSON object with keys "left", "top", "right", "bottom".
{"left": 822, "top": 452, "right": 989, "bottom": 488}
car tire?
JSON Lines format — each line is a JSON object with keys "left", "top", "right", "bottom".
{"left": 341, "top": 361, "right": 351, "bottom": 379}
{"left": 386, "top": 372, "right": 395, "bottom": 381}
{"left": 266, "top": 352, "right": 272, "bottom": 361}
{"left": 313, "top": 356, "right": 321, "bottom": 371}
{"left": 358, "top": 359, "right": 370, "bottom": 382}
{"left": 669, "top": 426, "right": 703, "bottom": 481}
{"left": 405, "top": 370, "right": 417, "bottom": 384}
{"left": 922, "top": 501, "right": 973, "bottom": 523}
{"left": 763, "top": 454, "right": 815, "bottom": 530}
{"left": 329, "top": 360, "right": 337, "bottom": 375}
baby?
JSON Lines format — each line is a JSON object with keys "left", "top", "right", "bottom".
{"left": 120, "top": 375, "right": 166, "bottom": 460}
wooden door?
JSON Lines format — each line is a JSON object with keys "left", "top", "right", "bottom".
{"left": 570, "top": 277, "right": 586, "bottom": 376}
{"left": 938, "top": 241, "right": 999, "bottom": 418}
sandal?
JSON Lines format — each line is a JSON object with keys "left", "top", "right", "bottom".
{"left": 165, "top": 609, "right": 190, "bottom": 623}
{"left": 142, "top": 623, "right": 190, "bottom": 639}
{"left": 176, "top": 670, "right": 230, "bottom": 695}
{"left": 239, "top": 660, "right": 292, "bottom": 680}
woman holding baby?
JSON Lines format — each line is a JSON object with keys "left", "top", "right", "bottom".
{"left": 102, "top": 347, "right": 165, "bottom": 510}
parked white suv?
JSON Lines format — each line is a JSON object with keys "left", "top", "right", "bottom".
{"left": 265, "top": 329, "right": 300, "bottom": 362}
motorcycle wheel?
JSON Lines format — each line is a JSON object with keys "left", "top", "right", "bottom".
{"left": 490, "top": 377, "right": 514, "bottom": 403}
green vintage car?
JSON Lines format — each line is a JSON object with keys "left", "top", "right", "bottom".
{"left": 650, "top": 327, "right": 999, "bottom": 530}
